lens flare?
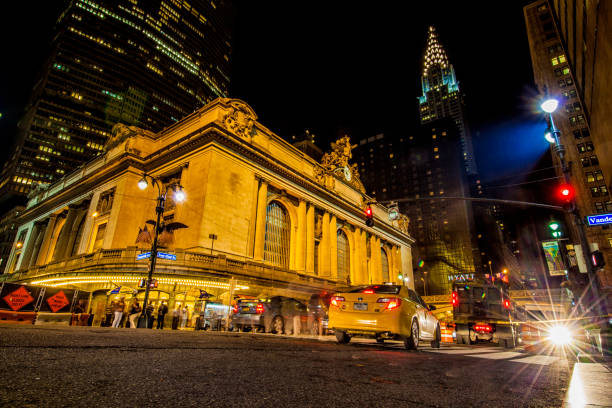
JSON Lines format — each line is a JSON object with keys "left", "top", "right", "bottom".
{"left": 548, "top": 325, "right": 572, "bottom": 346}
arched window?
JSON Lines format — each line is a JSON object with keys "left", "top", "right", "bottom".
{"left": 70, "top": 215, "right": 87, "bottom": 257}
{"left": 337, "top": 230, "right": 350, "bottom": 281}
{"left": 381, "top": 248, "right": 390, "bottom": 282}
{"left": 264, "top": 201, "right": 290, "bottom": 267}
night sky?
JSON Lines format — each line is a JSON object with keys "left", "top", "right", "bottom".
{"left": 0, "top": 1, "right": 553, "bottom": 199}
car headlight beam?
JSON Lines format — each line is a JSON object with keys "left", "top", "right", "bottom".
{"left": 547, "top": 325, "right": 572, "bottom": 346}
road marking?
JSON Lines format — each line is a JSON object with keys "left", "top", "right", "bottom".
{"left": 510, "top": 355, "right": 560, "bottom": 366}
{"left": 427, "top": 347, "right": 502, "bottom": 354}
{"left": 425, "top": 346, "right": 559, "bottom": 365}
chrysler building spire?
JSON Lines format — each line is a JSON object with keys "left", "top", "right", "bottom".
{"left": 423, "top": 26, "right": 449, "bottom": 76}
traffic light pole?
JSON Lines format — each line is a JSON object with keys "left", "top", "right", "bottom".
{"left": 548, "top": 113, "right": 605, "bottom": 318}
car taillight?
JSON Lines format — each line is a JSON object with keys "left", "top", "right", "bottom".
{"left": 256, "top": 303, "right": 264, "bottom": 314}
{"left": 474, "top": 324, "right": 492, "bottom": 332}
{"left": 377, "top": 297, "right": 401, "bottom": 310}
{"left": 503, "top": 299, "right": 511, "bottom": 309}
{"left": 451, "top": 291, "right": 458, "bottom": 307}
{"left": 232, "top": 305, "right": 238, "bottom": 314}
{"left": 363, "top": 289, "right": 374, "bottom": 294}
{"left": 331, "top": 296, "right": 345, "bottom": 307}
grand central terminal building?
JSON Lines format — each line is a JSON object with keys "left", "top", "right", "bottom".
{"left": 2, "top": 98, "right": 414, "bottom": 322}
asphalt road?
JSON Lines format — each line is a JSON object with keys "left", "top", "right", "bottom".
{"left": 0, "top": 325, "right": 572, "bottom": 407}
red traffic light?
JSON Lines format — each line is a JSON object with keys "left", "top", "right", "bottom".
{"left": 557, "top": 184, "right": 575, "bottom": 201}
{"left": 364, "top": 205, "right": 374, "bottom": 227}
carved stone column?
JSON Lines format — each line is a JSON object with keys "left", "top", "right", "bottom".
{"left": 295, "top": 200, "right": 307, "bottom": 272}
{"left": 320, "top": 212, "right": 330, "bottom": 277}
{"left": 329, "top": 215, "right": 338, "bottom": 279}
{"left": 36, "top": 214, "right": 58, "bottom": 265}
{"left": 253, "top": 179, "right": 268, "bottom": 261}
{"left": 19, "top": 223, "right": 40, "bottom": 269}
{"left": 305, "top": 204, "right": 315, "bottom": 273}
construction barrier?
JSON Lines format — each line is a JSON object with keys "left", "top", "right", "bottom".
{"left": 0, "top": 310, "right": 36, "bottom": 324}
{"left": 70, "top": 313, "right": 92, "bottom": 326}
{"left": 440, "top": 322, "right": 455, "bottom": 343}
{"left": 35, "top": 312, "right": 73, "bottom": 325}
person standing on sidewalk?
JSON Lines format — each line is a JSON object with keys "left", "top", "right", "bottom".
{"left": 172, "top": 305, "right": 180, "bottom": 330}
{"left": 180, "top": 305, "right": 189, "bottom": 329}
{"left": 111, "top": 297, "right": 125, "bottom": 328}
{"left": 128, "top": 300, "right": 141, "bottom": 329}
{"left": 157, "top": 302, "right": 168, "bottom": 330}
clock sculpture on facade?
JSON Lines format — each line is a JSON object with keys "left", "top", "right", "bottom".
{"left": 314, "top": 135, "right": 365, "bottom": 193}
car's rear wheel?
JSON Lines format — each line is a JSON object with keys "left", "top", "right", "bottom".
{"left": 271, "top": 316, "right": 284, "bottom": 334}
{"left": 404, "top": 319, "right": 419, "bottom": 350}
{"left": 335, "top": 330, "right": 351, "bottom": 344}
{"left": 431, "top": 324, "right": 441, "bottom": 348}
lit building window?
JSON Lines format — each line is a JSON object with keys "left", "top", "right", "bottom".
{"left": 381, "top": 248, "right": 389, "bottom": 282}
{"left": 264, "top": 201, "right": 290, "bottom": 267}
{"left": 337, "top": 230, "right": 350, "bottom": 281}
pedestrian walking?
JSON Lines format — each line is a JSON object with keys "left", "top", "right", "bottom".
{"left": 180, "top": 305, "right": 189, "bottom": 329}
{"left": 172, "top": 306, "right": 180, "bottom": 330}
{"left": 157, "top": 302, "right": 168, "bottom": 330}
{"left": 111, "top": 297, "right": 125, "bottom": 328}
{"left": 128, "top": 300, "right": 141, "bottom": 329}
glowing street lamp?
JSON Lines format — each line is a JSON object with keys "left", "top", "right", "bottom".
{"left": 540, "top": 98, "right": 559, "bottom": 113}
{"left": 136, "top": 173, "right": 185, "bottom": 327}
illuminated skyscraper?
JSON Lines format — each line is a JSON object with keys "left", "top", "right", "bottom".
{"left": 418, "top": 26, "right": 476, "bottom": 176}
{"left": 0, "top": 0, "right": 233, "bottom": 203}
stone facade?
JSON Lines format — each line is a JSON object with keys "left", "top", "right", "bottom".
{"left": 2, "top": 98, "right": 414, "bottom": 307}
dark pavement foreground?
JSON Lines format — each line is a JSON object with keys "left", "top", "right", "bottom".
{"left": 0, "top": 325, "right": 572, "bottom": 407}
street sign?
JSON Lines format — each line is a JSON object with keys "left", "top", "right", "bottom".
{"left": 586, "top": 213, "right": 612, "bottom": 226}
{"left": 137, "top": 252, "right": 151, "bottom": 260}
{"left": 2, "top": 286, "right": 34, "bottom": 311}
{"left": 136, "top": 251, "right": 176, "bottom": 260}
{"left": 46, "top": 291, "right": 70, "bottom": 313}
{"left": 157, "top": 252, "right": 176, "bottom": 260}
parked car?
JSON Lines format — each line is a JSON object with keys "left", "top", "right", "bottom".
{"left": 308, "top": 292, "right": 334, "bottom": 335}
{"left": 202, "top": 302, "right": 229, "bottom": 331}
{"left": 328, "top": 284, "right": 441, "bottom": 350}
{"left": 231, "top": 296, "right": 309, "bottom": 334}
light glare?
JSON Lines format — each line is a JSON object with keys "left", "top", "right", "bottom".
{"left": 544, "top": 131, "right": 555, "bottom": 144}
{"left": 138, "top": 178, "right": 148, "bottom": 190}
{"left": 541, "top": 99, "right": 559, "bottom": 113}
{"left": 174, "top": 189, "right": 185, "bottom": 202}
{"left": 548, "top": 325, "right": 572, "bottom": 346}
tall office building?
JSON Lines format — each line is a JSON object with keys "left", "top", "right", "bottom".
{"left": 524, "top": 0, "right": 612, "bottom": 289}
{"left": 418, "top": 26, "right": 476, "bottom": 176}
{"left": 0, "top": 0, "right": 233, "bottom": 204}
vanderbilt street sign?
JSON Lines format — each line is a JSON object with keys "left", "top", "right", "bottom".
{"left": 136, "top": 251, "right": 177, "bottom": 261}
{"left": 586, "top": 213, "right": 612, "bottom": 226}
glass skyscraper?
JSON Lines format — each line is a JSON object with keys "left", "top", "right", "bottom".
{"left": 0, "top": 0, "right": 233, "bottom": 202}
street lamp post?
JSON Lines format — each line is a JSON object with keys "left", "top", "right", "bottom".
{"left": 137, "top": 173, "right": 185, "bottom": 328}
{"left": 541, "top": 98, "right": 604, "bottom": 316}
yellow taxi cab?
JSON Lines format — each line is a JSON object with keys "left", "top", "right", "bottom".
{"left": 328, "top": 284, "right": 441, "bottom": 350}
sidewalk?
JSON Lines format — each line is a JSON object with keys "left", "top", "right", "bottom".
{"left": 564, "top": 362, "right": 612, "bottom": 407}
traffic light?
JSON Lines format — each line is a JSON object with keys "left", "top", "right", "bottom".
{"left": 591, "top": 250, "right": 605, "bottom": 269}
{"left": 548, "top": 219, "right": 562, "bottom": 238}
{"left": 365, "top": 205, "right": 374, "bottom": 227}
{"left": 556, "top": 183, "right": 575, "bottom": 206}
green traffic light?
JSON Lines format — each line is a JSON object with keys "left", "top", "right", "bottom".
{"left": 548, "top": 221, "right": 560, "bottom": 231}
